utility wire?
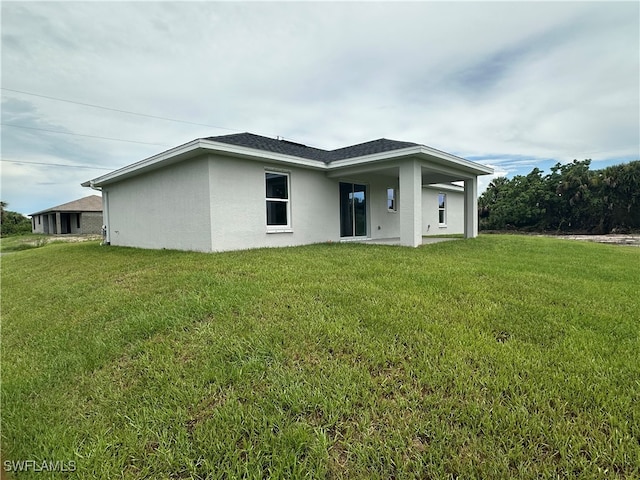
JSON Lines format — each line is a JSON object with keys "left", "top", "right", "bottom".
{"left": 1, "top": 122, "right": 172, "bottom": 147}
{"left": 1, "top": 158, "right": 115, "bottom": 170}
{"left": 1, "top": 87, "right": 241, "bottom": 132}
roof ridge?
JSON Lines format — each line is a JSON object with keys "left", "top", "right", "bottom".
{"left": 206, "top": 132, "right": 420, "bottom": 163}
{"left": 329, "top": 137, "right": 419, "bottom": 151}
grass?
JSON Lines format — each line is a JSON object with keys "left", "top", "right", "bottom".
{"left": 1, "top": 236, "right": 639, "bottom": 479}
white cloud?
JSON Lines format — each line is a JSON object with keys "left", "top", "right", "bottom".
{"left": 1, "top": 1, "right": 638, "bottom": 214}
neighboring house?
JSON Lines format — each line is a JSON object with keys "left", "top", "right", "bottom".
{"left": 82, "top": 133, "right": 493, "bottom": 252}
{"left": 30, "top": 195, "right": 103, "bottom": 235}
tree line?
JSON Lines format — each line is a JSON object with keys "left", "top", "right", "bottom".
{"left": 0, "top": 201, "right": 31, "bottom": 236}
{"left": 478, "top": 160, "right": 640, "bottom": 233}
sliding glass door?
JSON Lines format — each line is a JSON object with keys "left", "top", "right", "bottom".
{"left": 339, "top": 182, "right": 367, "bottom": 237}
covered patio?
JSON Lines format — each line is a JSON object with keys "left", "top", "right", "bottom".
{"left": 327, "top": 151, "right": 493, "bottom": 247}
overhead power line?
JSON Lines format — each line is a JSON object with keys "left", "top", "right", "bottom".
{"left": 1, "top": 87, "right": 241, "bottom": 132}
{"left": 1, "top": 122, "right": 172, "bottom": 147}
{"left": 1, "top": 158, "right": 114, "bottom": 170}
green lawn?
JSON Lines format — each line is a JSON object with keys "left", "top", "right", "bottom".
{"left": 1, "top": 236, "right": 638, "bottom": 479}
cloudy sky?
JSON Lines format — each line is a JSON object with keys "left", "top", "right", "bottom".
{"left": 1, "top": 1, "right": 638, "bottom": 216}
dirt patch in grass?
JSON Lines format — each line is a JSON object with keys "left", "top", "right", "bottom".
{"left": 48, "top": 234, "right": 102, "bottom": 243}
{"left": 1, "top": 234, "right": 102, "bottom": 254}
{"left": 538, "top": 234, "right": 640, "bottom": 246}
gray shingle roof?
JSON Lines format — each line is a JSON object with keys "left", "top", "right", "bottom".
{"left": 30, "top": 195, "right": 102, "bottom": 216}
{"left": 204, "top": 133, "right": 419, "bottom": 164}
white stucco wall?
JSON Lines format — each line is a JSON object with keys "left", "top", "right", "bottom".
{"left": 209, "top": 156, "right": 339, "bottom": 251}
{"left": 422, "top": 186, "right": 464, "bottom": 235}
{"left": 99, "top": 151, "right": 470, "bottom": 252}
{"left": 364, "top": 175, "right": 400, "bottom": 240}
{"left": 104, "top": 157, "right": 212, "bottom": 251}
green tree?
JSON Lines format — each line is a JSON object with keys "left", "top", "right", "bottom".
{"left": 0, "top": 201, "right": 32, "bottom": 237}
{"left": 545, "top": 159, "right": 597, "bottom": 231}
{"left": 479, "top": 169, "right": 549, "bottom": 230}
{"left": 597, "top": 161, "right": 640, "bottom": 232}
{"left": 478, "top": 160, "right": 640, "bottom": 233}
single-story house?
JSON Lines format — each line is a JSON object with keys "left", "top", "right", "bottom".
{"left": 30, "top": 195, "right": 103, "bottom": 235}
{"left": 82, "top": 133, "right": 493, "bottom": 252}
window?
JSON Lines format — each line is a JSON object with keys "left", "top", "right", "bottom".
{"left": 387, "top": 188, "right": 397, "bottom": 212}
{"left": 438, "top": 193, "right": 446, "bottom": 225}
{"left": 76, "top": 213, "right": 81, "bottom": 229}
{"left": 265, "top": 172, "right": 290, "bottom": 228}
{"left": 38, "top": 215, "right": 41, "bottom": 225}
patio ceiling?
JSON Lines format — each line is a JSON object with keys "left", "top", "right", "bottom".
{"left": 325, "top": 158, "right": 478, "bottom": 184}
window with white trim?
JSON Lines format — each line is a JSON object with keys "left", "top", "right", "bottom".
{"left": 438, "top": 193, "right": 446, "bottom": 225}
{"left": 265, "top": 171, "right": 290, "bottom": 228}
{"left": 387, "top": 188, "right": 397, "bottom": 212}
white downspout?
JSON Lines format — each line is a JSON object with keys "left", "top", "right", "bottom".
{"left": 88, "top": 182, "right": 110, "bottom": 245}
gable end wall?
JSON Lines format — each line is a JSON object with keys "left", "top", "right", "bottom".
{"left": 103, "top": 157, "right": 212, "bottom": 251}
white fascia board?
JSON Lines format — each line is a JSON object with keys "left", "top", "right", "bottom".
{"left": 417, "top": 146, "right": 493, "bottom": 174}
{"left": 83, "top": 139, "right": 204, "bottom": 187}
{"left": 327, "top": 147, "right": 419, "bottom": 169}
{"left": 83, "top": 139, "right": 328, "bottom": 187}
{"left": 327, "top": 146, "right": 493, "bottom": 175}
{"left": 423, "top": 183, "right": 465, "bottom": 192}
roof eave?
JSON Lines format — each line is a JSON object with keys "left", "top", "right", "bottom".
{"left": 30, "top": 208, "right": 102, "bottom": 216}
{"left": 327, "top": 146, "right": 420, "bottom": 168}
{"left": 327, "top": 146, "right": 494, "bottom": 175}
{"left": 84, "top": 139, "right": 329, "bottom": 187}
{"left": 83, "top": 139, "right": 493, "bottom": 188}
{"left": 418, "top": 146, "right": 494, "bottom": 175}
{"left": 83, "top": 139, "right": 204, "bottom": 187}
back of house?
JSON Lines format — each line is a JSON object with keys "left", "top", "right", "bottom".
{"left": 82, "top": 133, "right": 492, "bottom": 252}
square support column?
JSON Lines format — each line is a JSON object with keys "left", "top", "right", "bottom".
{"left": 464, "top": 177, "right": 478, "bottom": 238}
{"left": 399, "top": 160, "right": 422, "bottom": 247}
{"left": 54, "top": 212, "right": 61, "bottom": 235}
